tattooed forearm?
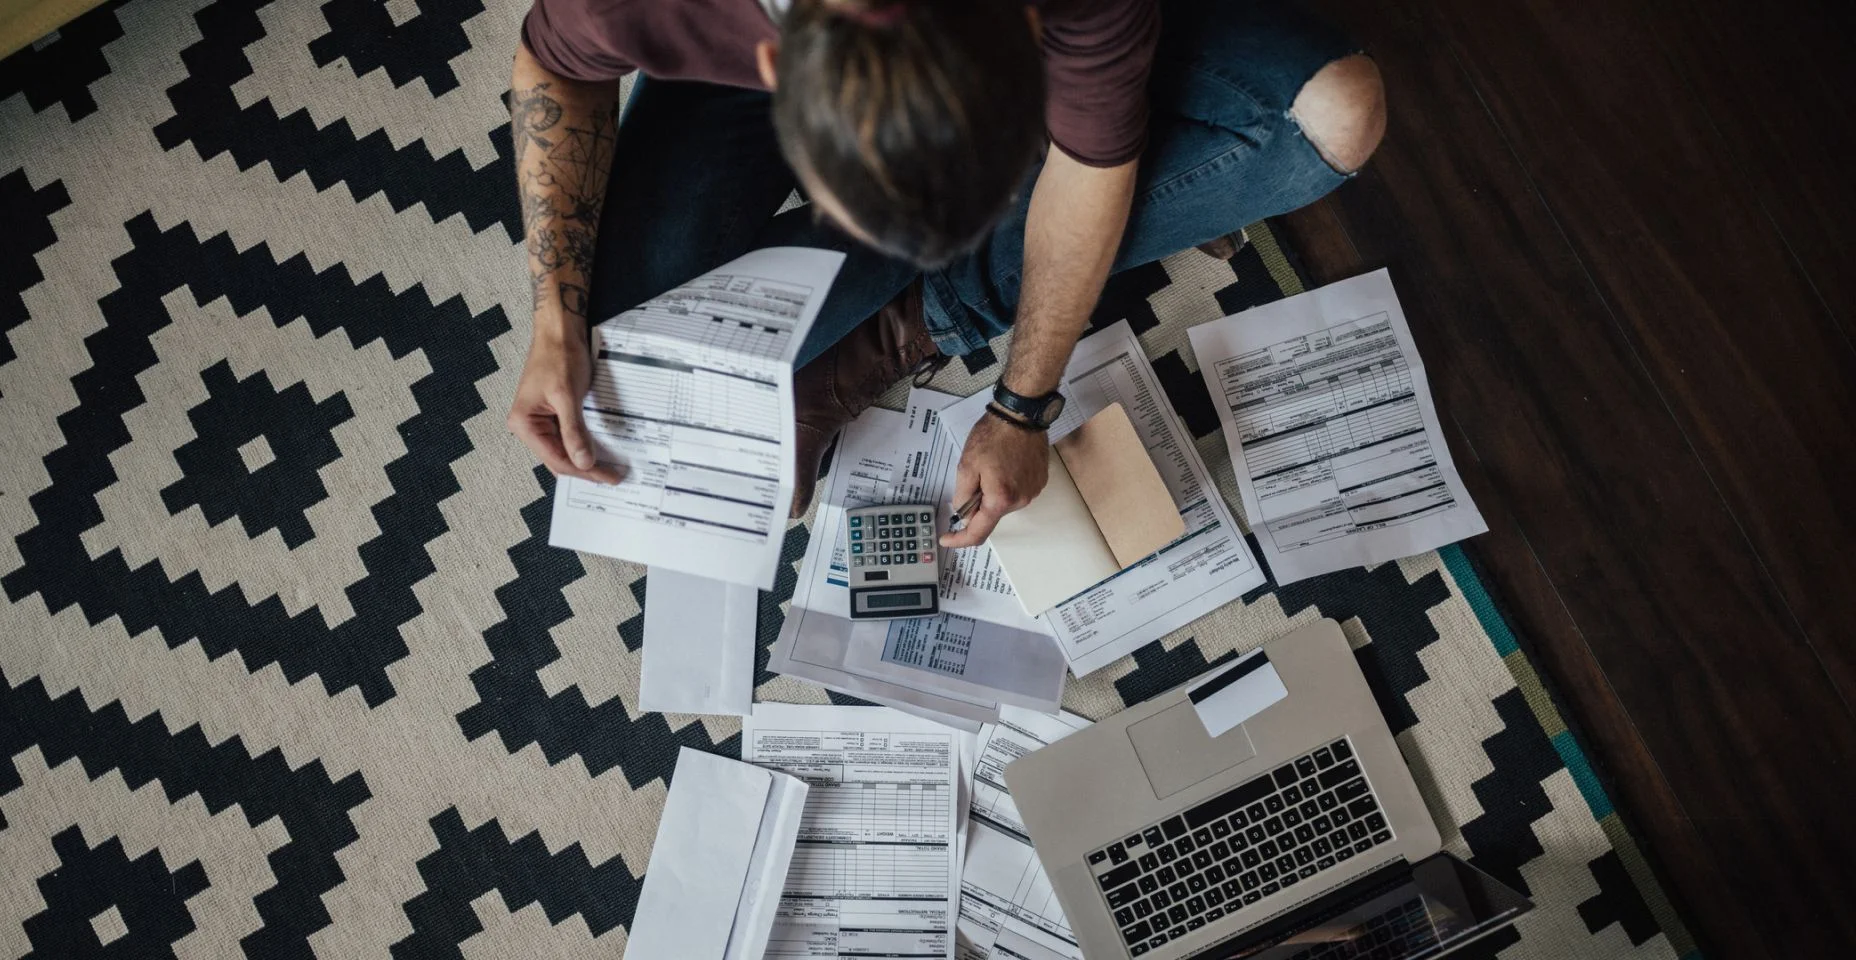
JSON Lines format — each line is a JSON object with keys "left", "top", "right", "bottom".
{"left": 510, "top": 58, "right": 620, "bottom": 325}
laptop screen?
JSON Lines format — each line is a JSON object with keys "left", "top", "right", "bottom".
{"left": 1190, "top": 855, "right": 1532, "bottom": 960}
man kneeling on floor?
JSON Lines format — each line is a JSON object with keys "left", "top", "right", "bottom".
{"left": 505, "top": 0, "right": 1386, "bottom": 546}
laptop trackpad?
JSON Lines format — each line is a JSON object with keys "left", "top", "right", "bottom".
{"left": 1128, "top": 701, "right": 1258, "bottom": 800}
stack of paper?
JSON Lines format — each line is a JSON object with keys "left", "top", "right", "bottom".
{"left": 770, "top": 403, "right": 1070, "bottom": 730}
{"left": 744, "top": 705, "right": 965, "bottom": 959}
{"left": 593, "top": 266, "right": 1489, "bottom": 959}
{"left": 733, "top": 702, "right": 1096, "bottom": 960}
{"left": 550, "top": 246, "right": 846, "bottom": 591}
{"left": 958, "top": 708, "right": 1094, "bottom": 960}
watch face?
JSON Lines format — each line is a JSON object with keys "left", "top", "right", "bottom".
{"left": 1043, "top": 393, "right": 1065, "bottom": 425}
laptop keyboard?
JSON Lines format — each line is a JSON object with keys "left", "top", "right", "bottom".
{"left": 1084, "top": 737, "right": 1394, "bottom": 956}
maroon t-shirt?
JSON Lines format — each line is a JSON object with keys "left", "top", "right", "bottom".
{"left": 521, "top": 0, "right": 1159, "bottom": 167}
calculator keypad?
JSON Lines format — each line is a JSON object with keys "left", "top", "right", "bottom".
{"left": 849, "top": 511, "right": 936, "bottom": 568}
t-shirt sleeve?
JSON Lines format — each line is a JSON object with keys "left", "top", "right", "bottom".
{"left": 1041, "top": 0, "right": 1160, "bottom": 167}
{"left": 521, "top": 0, "right": 638, "bottom": 82}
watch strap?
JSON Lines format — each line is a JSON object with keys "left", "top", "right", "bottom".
{"left": 985, "top": 403, "right": 1048, "bottom": 432}
{"left": 991, "top": 383, "right": 1064, "bottom": 426}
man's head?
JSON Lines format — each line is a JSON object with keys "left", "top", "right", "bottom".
{"left": 760, "top": 0, "right": 1047, "bottom": 268}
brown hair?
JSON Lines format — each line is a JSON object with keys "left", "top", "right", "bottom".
{"left": 773, "top": 0, "right": 1047, "bottom": 268}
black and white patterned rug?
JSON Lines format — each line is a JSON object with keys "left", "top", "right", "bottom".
{"left": 0, "top": 0, "right": 1698, "bottom": 957}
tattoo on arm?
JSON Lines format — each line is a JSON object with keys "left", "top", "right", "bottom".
{"left": 512, "top": 82, "right": 562, "bottom": 158}
{"left": 558, "top": 283, "right": 590, "bottom": 319}
{"left": 513, "top": 80, "right": 618, "bottom": 321}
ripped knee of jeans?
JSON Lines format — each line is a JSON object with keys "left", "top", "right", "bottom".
{"left": 1288, "top": 54, "right": 1387, "bottom": 175}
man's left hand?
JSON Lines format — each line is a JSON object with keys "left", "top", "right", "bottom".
{"left": 939, "top": 413, "right": 1050, "bottom": 548}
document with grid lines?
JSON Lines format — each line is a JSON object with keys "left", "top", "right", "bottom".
{"left": 1187, "top": 268, "right": 1486, "bottom": 585}
{"left": 745, "top": 704, "right": 961, "bottom": 960}
{"left": 956, "top": 707, "right": 1092, "bottom": 960}
{"left": 550, "top": 247, "right": 845, "bottom": 589}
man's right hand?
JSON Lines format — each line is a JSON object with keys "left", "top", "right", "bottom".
{"left": 507, "top": 323, "right": 622, "bottom": 484}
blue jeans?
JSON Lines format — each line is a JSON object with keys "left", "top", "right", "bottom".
{"left": 586, "top": 0, "right": 1358, "bottom": 367}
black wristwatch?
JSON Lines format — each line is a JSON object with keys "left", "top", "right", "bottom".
{"left": 991, "top": 382, "right": 1066, "bottom": 429}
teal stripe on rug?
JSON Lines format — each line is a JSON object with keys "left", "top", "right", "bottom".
{"left": 1444, "top": 543, "right": 1615, "bottom": 821}
{"left": 1440, "top": 544, "right": 1518, "bottom": 656}
{"left": 1552, "top": 730, "right": 1613, "bottom": 820}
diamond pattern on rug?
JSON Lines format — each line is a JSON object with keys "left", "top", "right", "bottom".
{"left": 159, "top": 360, "right": 355, "bottom": 549}
{"left": 4, "top": 213, "right": 508, "bottom": 706}
{"left": 22, "top": 827, "right": 210, "bottom": 958}
{"left": 0, "top": 671, "right": 370, "bottom": 958}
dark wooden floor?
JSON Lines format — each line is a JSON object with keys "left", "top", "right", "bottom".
{"left": 1275, "top": 0, "right": 1856, "bottom": 956}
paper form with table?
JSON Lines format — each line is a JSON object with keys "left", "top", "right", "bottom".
{"left": 1187, "top": 268, "right": 1486, "bottom": 585}
{"left": 934, "top": 320, "right": 1268, "bottom": 677}
{"left": 957, "top": 708, "right": 1092, "bottom": 960}
{"left": 549, "top": 247, "right": 846, "bottom": 590}
{"left": 745, "top": 704, "right": 963, "bottom": 960}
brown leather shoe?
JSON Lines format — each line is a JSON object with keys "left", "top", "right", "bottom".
{"left": 791, "top": 280, "right": 947, "bottom": 517}
{"left": 1195, "top": 228, "right": 1251, "bottom": 261}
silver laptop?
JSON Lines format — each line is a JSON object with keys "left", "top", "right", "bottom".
{"left": 1006, "top": 619, "right": 1532, "bottom": 959}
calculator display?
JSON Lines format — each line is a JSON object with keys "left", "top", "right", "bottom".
{"left": 850, "top": 587, "right": 936, "bottom": 616}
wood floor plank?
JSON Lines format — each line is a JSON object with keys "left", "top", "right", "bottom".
{"left": 1290, "top": 1, "right": 1856, "bottom": 954}
{"left": 1419, "top": 0, "right": 1856, "bottom": 705}
{"left": 1643, "top": 0, "right": 1856, "bottom": 342}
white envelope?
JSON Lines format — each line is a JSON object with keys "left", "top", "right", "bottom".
{"left": 624, "top": 748, "right": 808, "bottom": 960}
{"left": 640, "top": 569, "right": 758, "bottom": 716}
